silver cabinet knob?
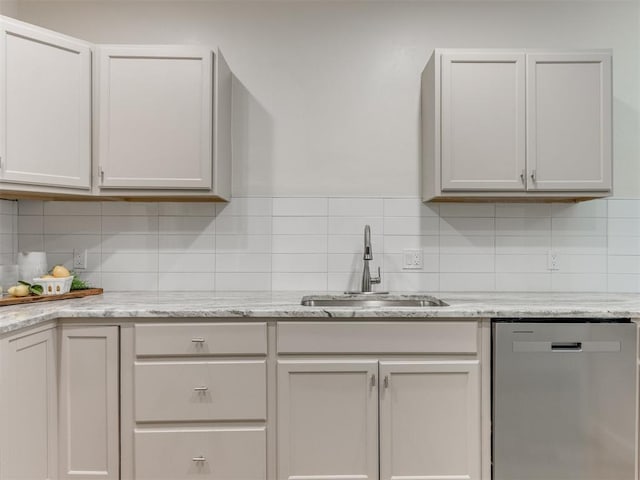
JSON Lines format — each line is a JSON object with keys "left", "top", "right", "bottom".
{"left": 192, "top": 456, "right": 206, "bottom": 462}
{"left": 193, "top": 386, "right": 208, "bottom": 392}
{"left": 191, "top": 337, "right": 205, "bottom": 343}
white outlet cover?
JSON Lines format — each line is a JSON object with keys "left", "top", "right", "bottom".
{"left": 403, "top": 249, "right": 423, "bottom": 270}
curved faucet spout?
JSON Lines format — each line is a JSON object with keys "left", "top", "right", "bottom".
{"left": 364, "top": 224, "right": 373, "bottom": 260}
{"left": 361, "top": 224, "right": 381, "bottom": 292}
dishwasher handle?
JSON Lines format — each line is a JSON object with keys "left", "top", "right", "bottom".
{"left": 551, "top": 342, "right": 582, "bottom": 351}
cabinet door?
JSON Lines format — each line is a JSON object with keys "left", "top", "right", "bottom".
{"left": 97, "top": 45, "right": 213, "bottom": 189}
{"left": 0, "top": 18, "right": 91, "bottom": 189}
{"left": 0, "top": 327, "right": 58, "bottom": 480}
{"left": 277, "top": 360, "right": 378, "bottom": 480}
{"left": 379, "top": 360, "right": 481, "bottom": 480}
{"left": 526, "top": 53, "right": 611, "bottom": 191}
{"left": 58, "top": 325, "right": 119, "bottom": 480}
{"left": 441, "top": 52, "right": 526, "bottom": 191}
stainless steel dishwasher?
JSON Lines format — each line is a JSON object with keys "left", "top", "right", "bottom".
{"left": 492, "top": 319, "right": 637, "bottom": 480}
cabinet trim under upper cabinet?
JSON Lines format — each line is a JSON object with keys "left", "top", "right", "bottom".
{"left": 422, "top": 48, "right": 613, "bottom": 202}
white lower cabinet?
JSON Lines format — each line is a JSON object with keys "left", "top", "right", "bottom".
{"left": 58, "top": 325, "right": 119, "bottom": 480}
{"left": 134, "top": 428, "right": 266, "bottom": 480}
{"left": 125, "top": 322, "right": 269, "bottom": 480}
{"left": 277, "top": 361, "right": 379, "bottom": 480}
{"left": 379, "top": 361, "right": 480, "bottom": 480}
{"left": 0, "top": 326, "right": 58, "bottom": 480}
{"left": 278, "top": 359, "right": 480, "bottom": 480}
{"left": 276, "top": 321, "right": 482, "bottom": 480}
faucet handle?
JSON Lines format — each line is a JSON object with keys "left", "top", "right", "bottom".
{"left": 371, "top": 266, "right": 382, "bottom": 285}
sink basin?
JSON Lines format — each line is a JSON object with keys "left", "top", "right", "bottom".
{"left": 300, "top": 294, "right": 449, "bottom": 308}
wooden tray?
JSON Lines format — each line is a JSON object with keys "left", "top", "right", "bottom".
{"left": 0, "top": 288, "right": 103, "bottom": 307}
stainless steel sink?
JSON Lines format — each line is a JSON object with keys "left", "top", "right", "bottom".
{"left": 300, "top": 294, "right": 448, "bottom": 307}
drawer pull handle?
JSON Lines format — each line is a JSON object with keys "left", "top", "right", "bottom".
{"left": 192, "top": 456, "right": 206, "bottom": 462}
{"left": 191, "top": 338, "right": 205, "bottom": 343}
{"left": 194, "top": 386, "right": 209, "bottom": 392}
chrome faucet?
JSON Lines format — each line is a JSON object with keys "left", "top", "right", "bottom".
{"left": 361, "top": 225, "right": 381, "bottom": 293}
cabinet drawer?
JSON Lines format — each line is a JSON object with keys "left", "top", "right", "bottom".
{"left": 135, "top": 361, "right": 266, "bottom": 422}
{"left": 277, "top": 321, "right": 478, "bottom": 354}
{"left": 135, "top": 323, "right": 267, "bottom": 357}
{"left": 134, "top": 428, "right": 266, "bottom": 480}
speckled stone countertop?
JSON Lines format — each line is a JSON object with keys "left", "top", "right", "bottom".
{"left": 1, "top": 291, "right": 640, "bottom": 336}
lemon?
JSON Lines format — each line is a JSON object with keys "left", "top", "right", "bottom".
{"left": 52, "top": 265, "right": 71, "bottom": 278}
{"left": 8, "top": 284, "right": 29, "bottom": 297}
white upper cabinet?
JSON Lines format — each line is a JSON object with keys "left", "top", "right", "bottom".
{"left": 526, "top": 53, "right": 611, "bottom": 192}
{"left": 441, "top": 52, "right": 526, "bottom": 191}
{"left": 96, "top": 45, "right": 232, "bottom": 198}
{"left": 0, "top": 17, "right": 91, "bottom": 191}
{"left": 423, "top": 48, "right": 613, "bottom": 201}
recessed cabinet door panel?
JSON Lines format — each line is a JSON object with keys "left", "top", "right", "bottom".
{"left": 379, "top": 361, "right": 481, "bottom": 480}
{"left": 277, "top": 360, "right": 379, "bottom": 480}
{"left": 0, "top": 19, "right": 91, "bottom": 189}
{"left": 527, "top": 54, "right": 611, "bottom": 191}
{"left": 97, "top": 46, "right": 212, "bottom": 189}
{"left": 59, "top": 325, "right": 119, "bottom": 480}
{"left": 0, "top": 328, "right": 58, "bottom": 480}
{"left": 441, "top": 53, "right": 526, "bottom": 191}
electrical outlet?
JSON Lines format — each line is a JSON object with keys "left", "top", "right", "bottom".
{"left": 403, "top": 249, "right": 423, "bottom": 270}
{"left": 73, "top": 249, "right": 87, "bottom": 270}
{"left": 548, "top": 251, "right": 560, "bottom": 271}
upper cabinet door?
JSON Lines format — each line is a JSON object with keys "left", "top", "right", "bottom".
{"left": 97, "top": 46, "right": 213, "bottom": 189}
{"left": 526, "top": 53, "right": 612, "bottom": 192}
{"left": 0, "top": 18, "right": 91, "bottom": 189}
{"left": 441, "top": 53, "right": 526, "bottom": 191}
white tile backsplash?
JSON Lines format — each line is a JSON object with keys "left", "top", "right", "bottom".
{"left": 328, "top": 217, "right": 383, "bottom": 235}
{"left": 328, "top": 198, "right": 383, "bottom": 217}
{"left": 102, "top": 216, "right": 158, "bottom": 234}
{"left": 439, "top": 217, "right": 495, "bottom": 236}
{"left": 158, "top": 253, "right": 215, "bottom": 273}
{"left": 159, "top": 216, "right": 215, "bottom": 235}
{"left": 272, "top": 197, "right": 327, "bottom": 216}
{"left": 43, "top": 201, "right": 100, "bottom": 216}
{"left": 215, "top": 272, "right": 271, "bottom": 291}
{"left": 440, "top": 203, "right": 495, "bottom": 218}
{"left": 552, "top": 201, "right": 608, "bottom": 218}
{"left": 0, "top": 200, "right": 17, "bottom": 265}
{"left": 215, "top": 216, "right": 271, "bottom": 235}
{"left": 12, "top": 196, "right": 640, "bottom": 293}
{"left": 272, "top": 216, "right": 327, "bottom": 235}
{"left": 384, "top": 217, "right": 439, "bottom": 236}
{"left": 608, "top": 199, "right": 640, "bottom": 218}
{"left": 159, "top": 272, "right": 215, "bottom": 291}
{"left": 383, "top": 199, "right": 439, "bottom": 217}
{"left": 216, "top": 253, "right": 271, "bottom": 272}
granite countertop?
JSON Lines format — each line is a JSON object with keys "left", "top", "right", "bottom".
{"left": 1, "top": 291, "right": 640, "bottom": 336}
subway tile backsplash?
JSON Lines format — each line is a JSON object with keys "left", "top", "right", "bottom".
{"left": 0, "top": 197, "right": 637, "bottom": 293}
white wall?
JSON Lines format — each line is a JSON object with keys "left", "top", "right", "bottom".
{"left": 0, "top": 1, "right": 18, "bottom": 17}
{"left": 14, "top": 0, "right": 640, "bottom": 197}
